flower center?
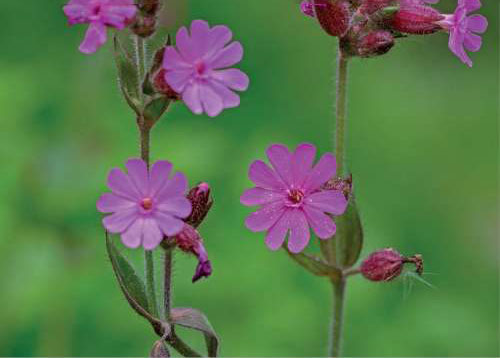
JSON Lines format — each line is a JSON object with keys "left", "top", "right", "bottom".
{"left": 91, "top": 5, "right": 101, "bottom": 16}
{"left": 194, "top": 61, "right": 206, "bottom": 76}
{"left": 141, "top": 197, "right": 153, "bottom": 211}
{"left": 287, "top": 188, "right": 304, "bottom": 205}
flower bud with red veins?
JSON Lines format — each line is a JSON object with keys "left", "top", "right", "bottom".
{"left": 392, "top": 4, "right": 444, "bottom": 34}
{"left": 361, "top": 248, "right": 424, "bottom": 282}
{"left": 312, "top": 0, "right": 351, "bottom": 37}
{"left": 153, "top": 69, "right": 181, "bottom": 100}
{"left": 357, "top": 30, "right": 395, "bottom": 57}
{"left": 185, "top": 182, "right": 213, "bottom": 228}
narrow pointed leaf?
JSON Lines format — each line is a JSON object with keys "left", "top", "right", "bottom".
{"left": 335, "top": 197, "right": 364, "bottom": 268}
{"left": 171, "top": 307, "right": 219, "bottom": 357}
{"left": 286, "top": 249, "right": 341, "bottom": 281}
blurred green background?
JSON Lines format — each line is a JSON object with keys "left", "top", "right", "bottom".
{"left": 0, "top": 0, "right": 498, "bottom": 356}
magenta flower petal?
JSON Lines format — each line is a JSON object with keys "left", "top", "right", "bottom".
{"left": 248, "top": 160, "right": 286, "bottom": 191}
{"left": 265, "top": 211, "right": 290, "bottom": 251}
{"left": 245, "top": 201, "right": 286, "bottom": 232}
{"left": 149, "top": 160, "right": 173, "bottom": 197}
{"left": 142, "top": 218, "right": 164, "bottom": 250}
{"left": 241, "top": 143, "right": 347, "bottom": 253}
{"left": 291, "top": 143, "right": 316, "bottom": 186}
{"left": 240, "top": 188, "right": 285, "bottom": 206}
{"left": 306, "top": 190, "right": 348, "bottom": 215}
{"left": 466, "top": 14, "right": 488, "bottom": 33}
{"left": 163, "top": 20, "right": 249, "bottom": 117}
{"left": 287, "top": 210, "right": 310, "bottom": 253}
{"left": 102, "top": 208, "right": 137, "bottom": 233}
{"left": 463, "top": 32, "right": 482, "bottom": 52}
{"left": 459, "top": 0, "right": 481, "bottom": 12}
{"left": 64, "top": 0, "right": 136, "bottom": 54}
{"left": 266, "top": 144, "right": 293, "bottom": 186}
{"left": 97, "top": 193, "right": 135, "bottom": 213}
{"left": 121, "top": 218, "right": 143, "bottom": 249}
{"left": 303, "top": 153, "right": 337, "bottom": 192}
{"left": 98, "top": 159, "right": 191, "bottom": 250}
{"left": 303, "top": 205, "right": 336, "bottom": 239}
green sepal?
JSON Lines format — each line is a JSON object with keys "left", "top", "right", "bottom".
{"left": 113, "top": 36, "right": 141, "bottom": 113}
{"left": 144, "top": 95, "right": 171, "bottom": 122}
{"left": 286, "top": 249, "right": 342, "bottom": 281}
{"left": 335, "top": 197, "right": 364, "bottom": 268}
{"left": 171, "top": 307, "right": 219, "bottom": 357}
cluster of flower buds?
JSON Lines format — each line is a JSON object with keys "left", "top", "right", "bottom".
{"left": 360, "top": 248, "right": 423, "bottom": 281}
{"left": 300, "top": 0, "right": 488, "bottom": 66}
{"left": 132, "top": 0, "right": 161, "bottom": 38}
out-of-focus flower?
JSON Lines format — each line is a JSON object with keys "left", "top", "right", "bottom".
{"left": 97, "top": 159, "right": 191, "bottom": 250}
{"left": 436, "top": 0, "right": 488, "bottom": 67}
{"left": 63, "top": 0, "right": 137, "bottom": 54}
{"left": 162, "top": 20, "right": 250, "bottom": 117}
{"left": 241, "top": 143, "right": 348, "bottom": 253}
{"left": 174, "top": 224, "right": 212, "bottom": 282}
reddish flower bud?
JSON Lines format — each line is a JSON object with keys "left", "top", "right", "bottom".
{"left": 131, "top": 15, "right": 157, "bottom": 38}
{"left": 139, "top": 0, "right": 161, "bottom": 16}
{"left": 312, "top": 0, "right": 351, "bottom": 37}
{"left": 392, "top": 5, "right": 444, "bottom": 34}
{"left": 357, "top": 30, "right": 395, "bottom": 57}
{"left": 361, "top": 248, "right": 424, "bottom": 282}
{"left": 185, "top": 182, "right": 213, "bottom": 228}
{"left": 153, "top": 69, "right": 181, "bottom": 100}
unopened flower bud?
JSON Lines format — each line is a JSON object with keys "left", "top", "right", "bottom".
{"left": 185, "top": 182, "right": 213, "bottom": 228}
{"left": 357, "top": 30, "right": 394, "bottom": 57}
{"left": 140, "top": 0, "right": 161, "bottom": 16}
{"left": 154, "top": 69, "right": 181, "bottom": 100}
{"left": 173, "top": 224, "right": 213, "bottom": 283}
{"left": 361, "top": 248, "right": 424, "bottom": 281}
{"left": 392, "top": 4, "right": 443, "bottom": 34}
{"left": 150, "top": 340, "right": 170, "bottom": 358}
{"left": 131, "top": 15, "right": 157, "bottom": 38}
{"left": 312, "top": 0, "right": 351, "bottom": 37}
{"left": 323, "top": 174, "right": 352, "bottom": 199}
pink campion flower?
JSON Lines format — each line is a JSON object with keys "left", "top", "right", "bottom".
{"left": 435, "top": 0, "right": 488, "bottom": 67}
{"left": 63, "top": 0, "right": 137, "bottom": 54}
{"left": 241, "top": 143, "right": 348, "bottom": 253}
{"left": 97, "top": 159, "right": 192, "bottom": 250}
{"left": 162, "top": 20, "right": 250, "bottom": 118}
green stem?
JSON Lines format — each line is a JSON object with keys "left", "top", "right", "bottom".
{"left": 135, "top": 36, "right": 146, "bottom": 105}
{"left": 163, "top": 248, "right": 172, "bottom": 320}
{"left": 328, "top": 279, "right": 346, "bottom": 358}
{"left": 335, "top": 49, "right": 349, "bottom": 177}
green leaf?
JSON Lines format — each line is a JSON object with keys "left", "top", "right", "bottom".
{"left": 286, "top": 249, "right": 341, "bottom": 281}
{"left": 144, "top": 95, "right": 171, "bottom": 122}
{"left": 106, "top": 233, "right": 150, "bottom": 312}
{"left": 335, "top": 197, "right": 364, "bottom": 268}
{"left": 113, "top": 36, "right": 140, "bottom": 113}
{"left": 171, "top": 307, "right": 219, "bottom": 357}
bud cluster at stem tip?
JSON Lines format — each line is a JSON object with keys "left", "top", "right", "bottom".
{"left": 132, "top": 0, "right": 162, "bottom": 38}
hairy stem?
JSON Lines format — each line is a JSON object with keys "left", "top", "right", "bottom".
{"left": 335, "top": 50, "right": 349, "bottom": 177}
{"left": 135, "top": 36, "right": 147, "bottom": 104}
{"left": 163, "top": 248, "right": 172, "bottom": 319}
{"left": 328, "top": 279, "right": 346, "bottom": 358}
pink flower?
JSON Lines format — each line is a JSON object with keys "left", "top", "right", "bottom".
{"left": 63, "top": 0, "right": 137, "bottom": 54}
{"left": 241, "top": 143, "right": 348, "bottom": 253}
{"left": 162, "top": 20, "right": 250, "bottom": 118}
{"left": 174, "top": 224, "right": 212, "bottom": 283}
{"left": 436, "top": 0, "right": 488, "bottom": 67}
{"left": 97, "top": 159, "right": 192, "bottom": 250}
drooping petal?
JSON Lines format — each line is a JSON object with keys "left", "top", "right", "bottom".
{"left": 199, "top": 84, "right": 224, "bottom": 117}
{"left": 248, "top": 160, "right": 286, "bottom": 190}
{"left": 448, "top": 28, "right": 472, "bottom": 67}
{"left": 303, "top": 153, "right": 337, "bottom": 192}
{"left": 121, "top": 217, "right": 144, "bottom": 249}
{"left": 287, "top": 209, "right": 310, "bottom": 253}
{"left": 265, "top": 210, "right": 291, "bottom": 251}
{"left": 266, "top": 144, "right": 293, "bottom": 186}
{"left": 155, "top": 211, "right": 185, "bottom": 236}
{"left": 303, "top": 205, "right": 336, "bottom": 239}
{"left": 97, "top": 193, "right": 135, "bottom": 213}
{"left": 125, "top": 158, "right": 149, "bottom": 196}
{"left": 102, "top": 207, "right": 138, "bottom": 233}
{"left": 463, "top": 32, "right": 482, "bottom": 52}
{"left": 291, "top": 143, "right": 316, "bottom": 187}
{"left": 107, "top": 167, "right": 142, "bottom": 201}
{"left": 157, "top": 197, "right": 192, "bottom": 218}
{"left": 182, "top": 84, "right": 203, "bottom": 115}
{"left": 156, "top": 172, "right": 188, "bottom": 203}
{"left": 142, "top": 218, "right": 164, "bottom": 250}
{"left": 305, "top": 190, "right": 348, "bottom": 215}
{"left": 209, "top": 42, "right": 244, "bottom": 69}
{"left": 240, "top": 187, "right": 285, "bottom": 206}
{"left": 245, "top": 201, "right": 286, "bottom": 232}
{"left": 79, "top": 22, "right": 107, "bottom": 54}
{"left": 211, "top": 69, "right": 250, "bottom": 91}
{"left": 466, "top": 14, "right": 488, "bottom": 33}
{"left": 149, "top": 160, "right": 173, "bottom": 197}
